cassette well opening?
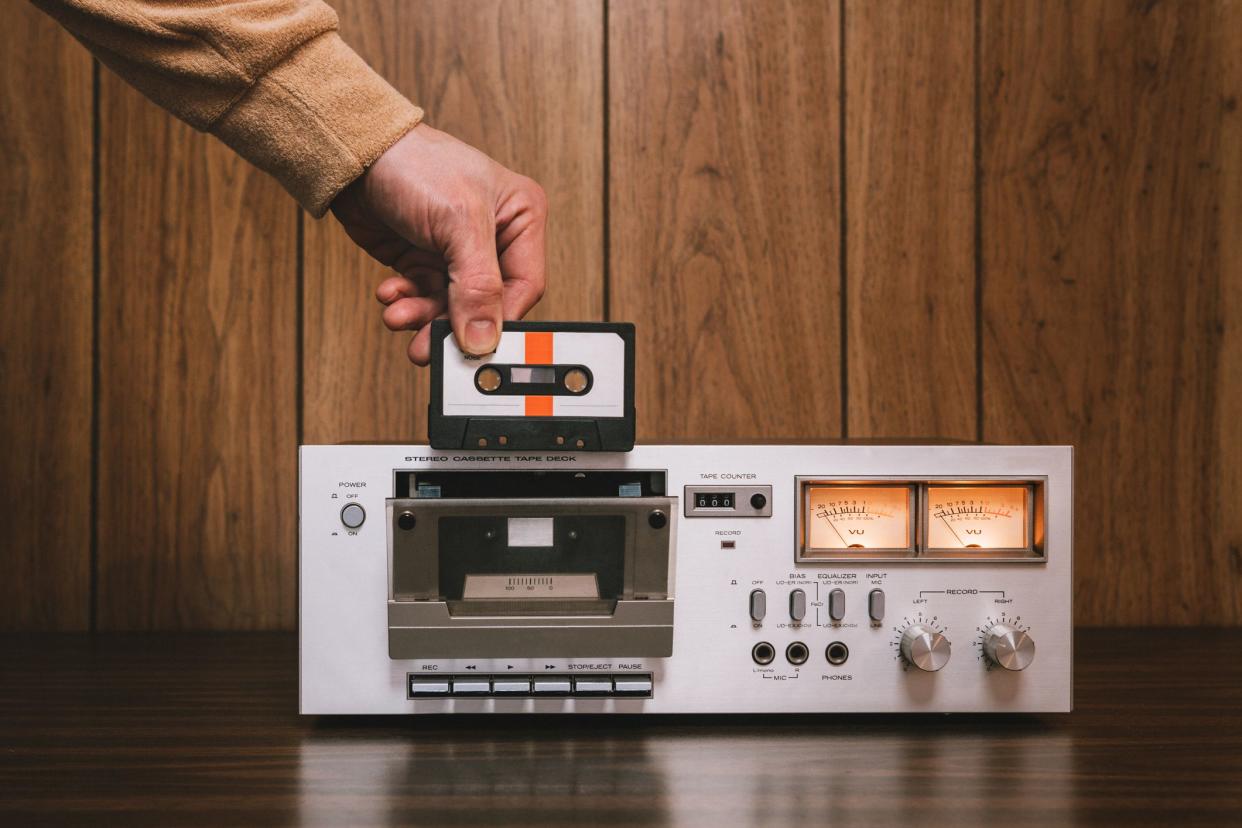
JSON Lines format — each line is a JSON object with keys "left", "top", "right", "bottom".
{"left": 387, "top": 470, "right": 676, "bottom": 658}
{"left": 395, "top": 469, "right": 666, "bottom": 499}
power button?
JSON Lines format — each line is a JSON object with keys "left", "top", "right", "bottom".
{"left": 340, "top": 503, "right": 366, "bottom": 529}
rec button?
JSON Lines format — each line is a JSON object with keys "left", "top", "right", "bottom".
{"left": 409, "top": 679, "right": 450, "bottom": 697}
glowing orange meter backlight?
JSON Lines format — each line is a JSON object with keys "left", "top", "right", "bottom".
{"left": 925, "top": 486, "right": 1030, "bottom": 550}
{"left": 805, "top": 485, "right": 913, "bottom": 551}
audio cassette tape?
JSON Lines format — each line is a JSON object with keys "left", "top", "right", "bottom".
{"left": 428, "top": 320, "right": 635, "bottom": 452}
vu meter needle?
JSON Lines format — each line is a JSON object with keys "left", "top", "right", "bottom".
{"left": 825, "top": 515, "right": 849, "bottom": 547}
{"left": 939, "top": 513, "right": 968, "bottom": 547}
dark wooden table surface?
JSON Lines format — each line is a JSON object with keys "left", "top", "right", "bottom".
{"left": 2, "top": 629, "right": 1240, "bottom": 826}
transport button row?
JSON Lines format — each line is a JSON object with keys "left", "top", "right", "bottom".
{"left": 409, "top": 673, "right": 654, "bottom": 699}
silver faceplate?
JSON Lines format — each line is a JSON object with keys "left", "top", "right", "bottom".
{"left": 300, "top": 443, "right": 1072, "bottom": 714}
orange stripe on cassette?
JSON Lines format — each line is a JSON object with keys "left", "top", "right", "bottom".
{"left": 524, "top": 332, "right": 554, "bottom": 416}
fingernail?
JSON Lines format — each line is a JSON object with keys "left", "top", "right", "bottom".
{"left": 464, "top": 319, "right": 498, "bottom": 355}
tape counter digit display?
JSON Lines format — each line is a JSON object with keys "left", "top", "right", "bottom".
{"left": 695, "top": 491, "right": 735, "bottom": 509}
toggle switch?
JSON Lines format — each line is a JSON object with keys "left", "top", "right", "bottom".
{"left": 789, "top": 589, "right": 806, "bottom": 621}
{"left": 749, "top": 589, "right": 767, "bottom": 622}
{"left": 829, "top": 588, "right": 846, "bottom": 621}
{"left": 868, "top": 589, "right": 885, "bottom": 622}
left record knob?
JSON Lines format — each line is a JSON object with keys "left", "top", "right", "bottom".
{"left": 900, "top": 624, "right": 951, "bottom": 672}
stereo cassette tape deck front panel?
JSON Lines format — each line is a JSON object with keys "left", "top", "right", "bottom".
{"left": 300, "top": 444, "right": 1072, "bottom": 714}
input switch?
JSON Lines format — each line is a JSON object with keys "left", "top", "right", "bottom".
{"left": 868, "top": 588, "right": 885, "bottom": 622}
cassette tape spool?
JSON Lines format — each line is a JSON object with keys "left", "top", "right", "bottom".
{"left": 429, "top": 320, "right": 635, "bottom": 452}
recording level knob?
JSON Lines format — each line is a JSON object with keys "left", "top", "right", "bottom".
{"left": 983, "top": 624, "right": 1035, "bottom": 671}
{"left": 900, "top": 624, "right": 951, "bottom": 672}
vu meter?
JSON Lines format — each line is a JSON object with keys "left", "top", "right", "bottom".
{"left": 802, "top": 485, "right": 914, "bottom": 557}
{"left": 926, "top": 485, "right": 1032, "bottom": 551}
{"left": 797, "top": 479, "right": 1043, "bottom": 561}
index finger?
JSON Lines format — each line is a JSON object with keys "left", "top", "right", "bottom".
{"left": 496, "top": 180, "right": 547, "bottom": 318}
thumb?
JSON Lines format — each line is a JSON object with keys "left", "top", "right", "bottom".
{"left": 443, "top": 211, "right": 504, "bottom": 356}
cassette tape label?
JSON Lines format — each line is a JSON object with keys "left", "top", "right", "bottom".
{"left": 441, "top": 330, "right": 625, "bottom": 418}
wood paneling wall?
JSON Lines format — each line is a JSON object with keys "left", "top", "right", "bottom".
{"left": 95, "top": 81, "right": 298, "bottom": 630}
{"left": 846, "top": 0, "right": 976, "bottom": 440}
{"left": 0, "top": 0, "right": 1238, "bottom": 628}
{"left": 0, "top": 4, "right": 93, "bottom": 630}
{"left": 981, "top": 0, "right": 1242, "bottom": 624}
{"left": 610, "top": 0, "right": 842, "bottom": 440}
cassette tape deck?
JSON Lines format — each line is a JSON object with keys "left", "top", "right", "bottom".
{"left": 300, "top": 443, "right": 1072, "bottom": 714}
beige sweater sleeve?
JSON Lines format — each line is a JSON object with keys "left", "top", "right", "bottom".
{"left": 32, "top": 0, "right": 424, "bottom": 216}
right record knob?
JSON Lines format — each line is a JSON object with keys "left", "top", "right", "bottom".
{"left": 983, "top": 623, "right": 1036, "bottom": 671}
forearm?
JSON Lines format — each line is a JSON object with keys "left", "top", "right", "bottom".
{"left": 31, "top": 0, "right": 423, "bottom": 215}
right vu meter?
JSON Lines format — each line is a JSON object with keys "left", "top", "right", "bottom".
{"left": 925, "top": 484, "right": 1032, "bottom": 551}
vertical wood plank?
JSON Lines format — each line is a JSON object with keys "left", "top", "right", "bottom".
{"left": 302, "top": 0, "right": 603, "bottom": 444}
{"left": 846, "top": 0, "right": 976, "bottom": 439}
{"left": 0, "top": 7, "right": 93, "bottom": 630}
{"left": 1216, "top": 0, "right": 1242, "bottom": 624}
{"left": 982, "top": 0, "right": 1241, "bottom": 624}
{"left": 96, "top": 84, "right": 298, "bottom": 629}
{"left": 609, "top": 0, "right": 842, "bottom": 440}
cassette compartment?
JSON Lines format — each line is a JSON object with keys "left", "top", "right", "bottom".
{"left": 387, "top": 470, "right": 675, "bottom": 659}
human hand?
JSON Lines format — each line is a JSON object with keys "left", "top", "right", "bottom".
{"left": 330, "top": 125, "right": 547, "bottom": 364}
